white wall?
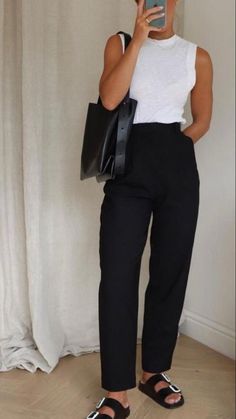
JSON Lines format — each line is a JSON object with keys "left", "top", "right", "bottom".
{"left": 179, "top": 0, "right": 235, "bottom": 359}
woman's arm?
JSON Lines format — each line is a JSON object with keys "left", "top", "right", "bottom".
{"left": 183, "top": 47, "right": 213, "bottom": 144}
{"left": 98, "top": 34, "right": 142, "bottom": 110}
{"left": 99, "top": 2, "right": 165, "bottom": 110}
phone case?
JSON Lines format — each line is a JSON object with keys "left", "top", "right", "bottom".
{"left": 145, "top": 0, "right": 167, "bottom": 28}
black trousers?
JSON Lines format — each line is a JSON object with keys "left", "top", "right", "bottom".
{"left": 98, "top": 122, "right": 200, "bottom": 391}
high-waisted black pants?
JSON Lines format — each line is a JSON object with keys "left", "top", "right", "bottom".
{"left": 98, "top": 122, "right": 200, "bottom": 391}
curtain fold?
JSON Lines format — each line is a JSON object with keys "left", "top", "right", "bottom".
{"left": 0, "top": 0, "right": 123, "bottom": 373}
{"left": 0, "top": 0, "right": 40, "bottom": 372}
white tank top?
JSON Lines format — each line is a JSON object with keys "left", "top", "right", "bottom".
{"left": 118, "top": 33, "right": 197, "bottom": 125}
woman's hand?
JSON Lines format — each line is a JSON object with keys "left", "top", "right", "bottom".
{"left": 133, "top": 0, "right": 166, "bottom": 46}
{"left": 99, "top": 0, "right": 166, "bottom": 110}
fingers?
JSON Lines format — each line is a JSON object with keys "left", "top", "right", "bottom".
{"left": 134, "top": 0, "right": 166, "bottom": 43}
{"left": 146, "top": 12, "right": 165, "bottom": 22}
{"left": 143, "top": 5, "right": 164, "bottom": 19}
{"left": 137, "top": 0, "right": 145, "bottom": 18}
{"left": 146, "top": 11, "right": 166, "bottom": 26}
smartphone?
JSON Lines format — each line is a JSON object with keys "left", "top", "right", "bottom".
{"left": 145, "top": 0, "right": 167, "bottom": 29}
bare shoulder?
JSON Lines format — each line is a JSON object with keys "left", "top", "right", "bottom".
{"left": 196, "top": 46, "right": 213, "bottom": 72}
{"left": 103, "top": 33, "right": 123, "bottom": 58}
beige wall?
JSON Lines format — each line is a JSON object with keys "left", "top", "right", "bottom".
{"left": 179, "top": 0, "right": 235, "bottom": 359}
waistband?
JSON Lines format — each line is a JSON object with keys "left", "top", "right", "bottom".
{"left": 130, "top": 122, "right": 182, "bottom": 138}
{"left": 132, "top": 122, "right": 181, "bottom": 129}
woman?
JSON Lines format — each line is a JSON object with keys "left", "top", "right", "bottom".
{"left": 86, "top": 0, "right": 213, "bottom": 418}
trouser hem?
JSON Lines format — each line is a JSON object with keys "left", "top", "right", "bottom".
{"left": 141, "top": 363, "right": 172, "bottom": 374}
{"left": 101, "top": 381, "right": 137, "bottom": 391}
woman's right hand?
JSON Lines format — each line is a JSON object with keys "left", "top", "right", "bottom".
{"left": 133, "top": 0, "right": 166, "bottom": 46}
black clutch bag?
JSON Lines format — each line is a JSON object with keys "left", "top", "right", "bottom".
{"left": 80, "top": 31, "right": 138, "bottom": 183}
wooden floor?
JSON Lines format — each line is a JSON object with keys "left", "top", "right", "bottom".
{"left": 0, "top": 334, "right": 235, "bottom": 419}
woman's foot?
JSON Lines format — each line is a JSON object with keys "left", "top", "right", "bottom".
{"left": 141, "top": 371, "right": 182, "bottom": 405}
{"left": 96, "top": 391, "right": 130, "bottom": 418}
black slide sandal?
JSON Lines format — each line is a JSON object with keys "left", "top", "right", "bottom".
{"left": 138, "top": 372, "right": 185, "bottom": 409}
{"left": 86, "top": 396, "right": 131, "bottom": 419}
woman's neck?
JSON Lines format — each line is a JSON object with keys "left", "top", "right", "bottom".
{"left": 148, "top": 28, "right": 175, "bottom": 41}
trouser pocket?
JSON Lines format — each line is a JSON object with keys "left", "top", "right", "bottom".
{"left": 180, "top": 130, "right": 194, "bottom": 145}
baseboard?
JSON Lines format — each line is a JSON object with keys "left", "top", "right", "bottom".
{"left": 179, "top": 309, "right": 235, "bottom": 360}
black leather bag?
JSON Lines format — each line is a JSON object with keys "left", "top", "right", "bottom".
{"left": 80, "top": 31, "right": 138, "bottom": 183}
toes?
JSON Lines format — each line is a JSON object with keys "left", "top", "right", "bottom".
{"left": 165, "top": 394, "right": 182, "bottom": 404}
{"left": 148, "top": 377, "right": 183, "bottom": 406}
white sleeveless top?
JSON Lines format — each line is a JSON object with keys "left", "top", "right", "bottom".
{"left": 118, "top": 33, "right": 197, "bottom": 125}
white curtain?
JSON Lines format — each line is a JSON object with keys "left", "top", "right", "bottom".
{"left": 0, "top": 0, "right": 185, "bottom": 373}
